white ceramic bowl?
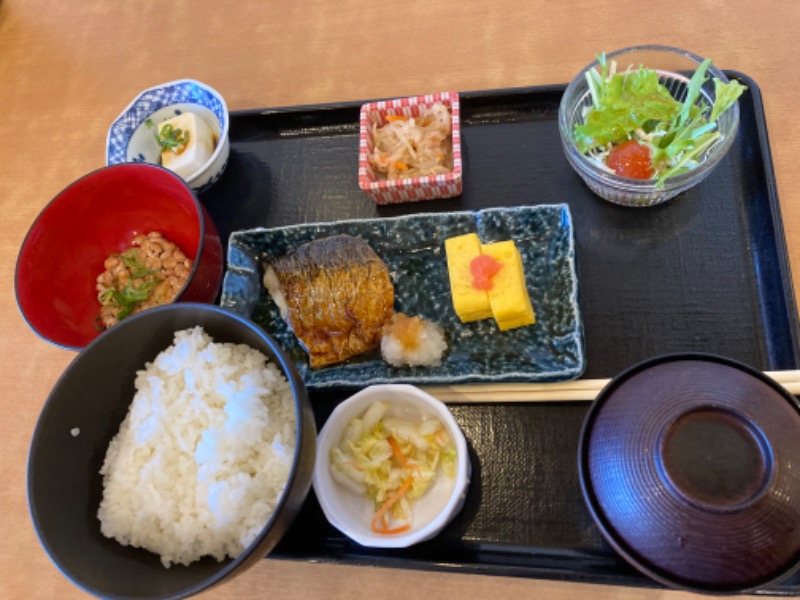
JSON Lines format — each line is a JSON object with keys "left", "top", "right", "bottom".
{"left": 313, "top": 384, "right": 470, "bottom": 548}
{"left": 106, "top": 79, "right": 230, "bottom": 192}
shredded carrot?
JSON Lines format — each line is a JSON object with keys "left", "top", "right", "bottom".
{"left": 386, "top": 114, "right": 409, "bottom": 122}
{"left": 372, "top": 509, "right": 412, "bottom": 534}
{"left": 387, "top": 435, "right": 408, "bottom": 467}
{"left": 371, "top": 476, "right": 414, "bottom": 534}
{"left": 377, "top": 520, "right": 412, "bottom": 535}
{"left": 394, "top": 160, "right": 409, "bottom": 171}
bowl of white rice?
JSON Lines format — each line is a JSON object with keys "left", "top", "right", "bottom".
{"left": 27, "top": 303, "right": 315, "bottom": 599}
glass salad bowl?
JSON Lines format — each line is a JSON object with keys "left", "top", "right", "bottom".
{"left": 558, "top": 45, "right": 743, "bottom": 207}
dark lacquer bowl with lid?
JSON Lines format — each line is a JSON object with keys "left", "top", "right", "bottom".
{"left": 579, "top": 353, "right": 800, "bottom": 594}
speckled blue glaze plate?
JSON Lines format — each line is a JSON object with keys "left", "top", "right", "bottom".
{"left": 220, "top": 205, "right": 585, "bottom": 388}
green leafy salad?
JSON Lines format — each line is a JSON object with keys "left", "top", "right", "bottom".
{"left": 573, "top": 53, "right": 747, "bottom": 185}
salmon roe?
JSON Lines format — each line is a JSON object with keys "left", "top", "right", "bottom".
{"left": 606, "top": 140, "right": 654, "bottom": 180}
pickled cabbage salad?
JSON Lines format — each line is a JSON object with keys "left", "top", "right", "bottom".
{"left": 573, "top": 53, "right": 747, "bottom": 186}
{"left": 329, "top": 400, "right": 457, "bottom": 534}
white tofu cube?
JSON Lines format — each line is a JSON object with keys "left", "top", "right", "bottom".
{"left": 158, "top": 112, "right": 216, "bottom": 180}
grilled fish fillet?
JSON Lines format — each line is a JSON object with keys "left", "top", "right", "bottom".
{"left": 263, "top": 234, "right": 395, "bottom": 369}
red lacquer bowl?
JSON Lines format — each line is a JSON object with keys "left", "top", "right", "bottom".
{"left": 15, "top": 163, "right": 223, "bottom": 350}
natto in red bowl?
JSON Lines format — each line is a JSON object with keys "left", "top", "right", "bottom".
{"left": 15, "top": 163, "right": 223, "bottom": 350}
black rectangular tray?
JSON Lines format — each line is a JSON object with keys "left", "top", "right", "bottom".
{"left": 200, "top": 73, "right": 800, "bottom": 594}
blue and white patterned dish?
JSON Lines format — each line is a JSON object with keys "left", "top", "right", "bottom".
{"left": 221, "top": 205, "right": 586, "bottom": 388}
{"left": 106, "top": 79, "right": 230, "bottom": 193}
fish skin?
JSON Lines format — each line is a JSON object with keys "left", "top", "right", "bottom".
{"left": 266, "top": 234, "right": 394, "bottom": 368}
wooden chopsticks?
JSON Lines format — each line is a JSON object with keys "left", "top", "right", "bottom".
{"left": 421, "top": 370, "right": 800, "bottom": 404}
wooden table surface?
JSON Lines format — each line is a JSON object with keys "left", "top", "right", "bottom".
{"left": 2, "top": 1, "right": 799, "bottom": 598}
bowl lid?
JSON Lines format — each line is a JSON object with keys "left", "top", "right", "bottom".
{"left": 579, "top": 354, "right": 800, "bottom": 593}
